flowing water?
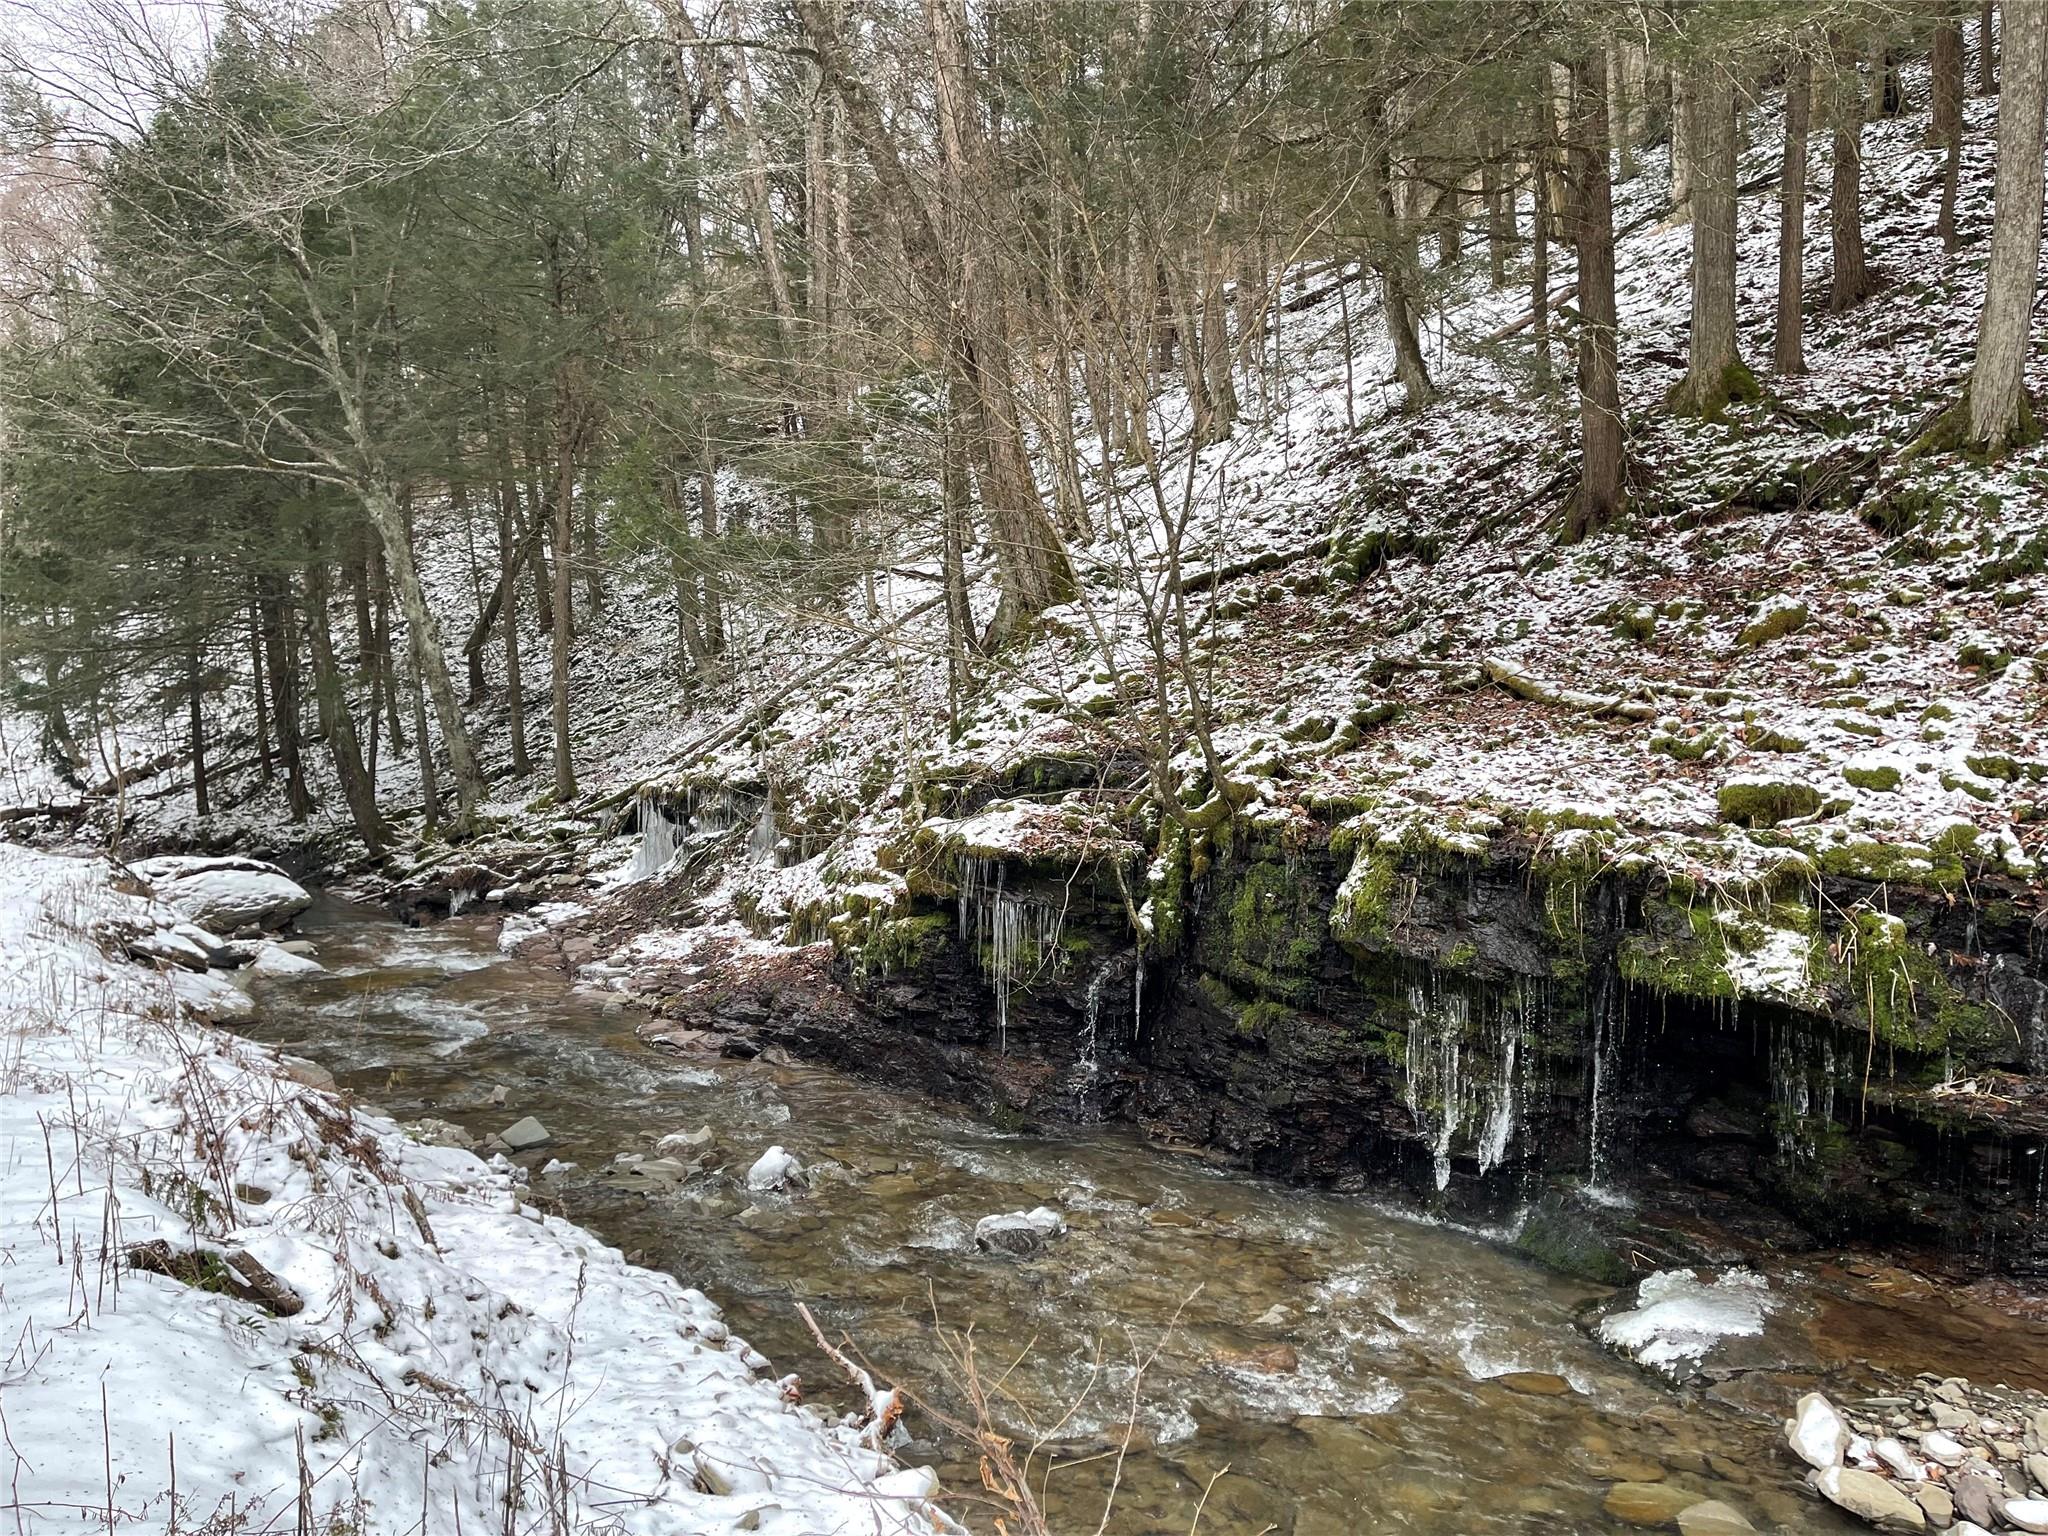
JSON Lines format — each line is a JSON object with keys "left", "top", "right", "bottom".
{"left": 243, "top": 900, "right": 2048, "bottom": 1536}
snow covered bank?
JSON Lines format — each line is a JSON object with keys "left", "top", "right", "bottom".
{"left": 0, "top": 844, "right": 946, "bottom": 1534}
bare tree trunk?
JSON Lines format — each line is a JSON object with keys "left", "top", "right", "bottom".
{"left": 1483, "top": 134, "right": 1510, "bottom": 287}
{"left": 1981, "top": 0, "right": 2000, "bottom": 93}
{"left": 248, "top": 603, "right": 272, "bottom": 782}
{"left": 184, "top": 608, "right": 209, "bottom": 820}
{"left": 1609, "top": 42, "right": 1636, "bottom": 180}
{"left": 370, "top": 540, "right": 404, "bottom": 754}
{"left": 260, "top": 581, "right": 311, "bottom": 820}
{"left": 1531, "top": 84, "right": 1554, "bottom": 395}
{"left": 1371, "top": 134, "right": 1435, "bottom": 413}
{"left": 1933, "top": 23, "right": 1965, "bottom": 252}
{"left": 1828, "top": 50, "right": 1875, "bottom": 311}
{"left": 1669, "top": 65, "right": 1693, "bottom": 221}
{"left": 304, "top": 562, "right": 385, "bottom": 854}
{"left": 1774, "top": 52, "right": 1812, "bottom": 375}
{"left": 1567, "top": 49, "right": 1625, "bottom": 540}
{"left": 1671, "top": 65, "right": 1748, "bottom": 415}
{"left": 549, "top": 402, "right": 579, "bottom": 801}
{"left": 358, "top": 479, "right": 482, "bottom": 829}
{"left": 699, "top": 444, "right": 725, "bottom": 660}
{"left": 1963, "top": 0, "right": 2047, "bottom": 451}
{"left": 498, "top": 476, "right": 532, "bottom": 778}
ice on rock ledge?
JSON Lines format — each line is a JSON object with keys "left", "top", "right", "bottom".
{"left": 1597, "top": 1268, "right": 1773, "bottom": 1376}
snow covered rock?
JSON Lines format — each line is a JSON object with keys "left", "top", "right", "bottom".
{"left": 1872, "top": 1437, "right": 1925, "bottom": 1484}
{"left": 1595, "top": 1268, "right": 1772, "bottom": 1380}
{"left": 132, "top": 854, "right": 312, "bottom": 934}
{"left": 973, "top": 1206, "right": 1067, "bottom": 1258}
{"left": 244, "top": 941, "right": 324, "bottom": 977}
{"left": 1786, "top": 1392, "right": 1850, "bottom": 1471}
{"left": 746, "top": 1145, "right": 805, "bottom": 1191}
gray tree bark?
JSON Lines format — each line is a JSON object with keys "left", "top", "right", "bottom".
{"left": 1965, "top": 0, "right": 2048, "bottom": 450}
{"left": 1671, "top": 66, "right": 1747, "bottom": 414}
{"left": 1774, "top": 53, "right": 1812, "bottom": 374}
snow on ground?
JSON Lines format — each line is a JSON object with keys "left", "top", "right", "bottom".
{"left": 0, "top": 843, "right": 947, "bottom": 1534}
{"left": 1, "top": 57, "right": 2041, "bottom": 988}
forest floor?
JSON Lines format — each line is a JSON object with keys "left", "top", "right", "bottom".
{"left": 1, "top": 63, "right": 2043, "bottom": 1015}
{"left": 0, "top": 842, "right": 942, "bottom": 1533}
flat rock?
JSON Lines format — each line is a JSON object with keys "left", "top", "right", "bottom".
{"left": 2006, "top": 1499, "right": 2048, "bottom": 1534}
{"left": 1953, "top": 1470, "right": 2005, "bottom": 1528}
{"left": 500, "top": 1116, "right": 551, "bottom": 1151}
{"left": 1814, "top": 1467, "right": 1926, "bottom": 1531}
{"left": 1604, "top": 1482, "right": 1699, "bottom": 1526}
{"left": 1914, "top": 1486, "right": 1954, "bottom": 1528}
{"left": 1495, "top": 1371, "right": 1575, "bottom": 1397}
{"left": 1677, "top": 1500, "right": 1755, "bottom": 1536}
{"left": 2030, "top": 1453, "right": 2048, "bottom": 1493}
{"left": 1787, "top": 1392, "right": 1851, "bottom": 1471}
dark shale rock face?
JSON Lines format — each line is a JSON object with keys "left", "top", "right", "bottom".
{"left": 726, "top": 818, "right": 2048, "bottom": 1279}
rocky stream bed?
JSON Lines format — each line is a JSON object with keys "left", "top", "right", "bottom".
{"left": 206, "top": 874, "right": 2048, "bottom": 1536}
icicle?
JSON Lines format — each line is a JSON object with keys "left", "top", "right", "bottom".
{"left": 628, "top": 791, "right": 685, "bottom": 881}
{"left": 749, "top": 795, "right": 779, "bottom": 865}
{"left": 1402, "top": 979, "right": 1524, "bottom": 1194}
{"left": 956, "top": 858, "right": 1066, "bottom": 1056}
{"left": 1078, "top": 959, "right": 1114, "bottom": 1073}
{"left": 449, "top": 886, "right": 470, "bottom": 917}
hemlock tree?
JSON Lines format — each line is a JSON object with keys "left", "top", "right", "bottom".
{"left": 1669, "top": 56, "right": 1750, "bottom": 415}
{"left": 1774, "top": 47, "right": 1813, "bottom": 374}
{"left": 1957, "top": 0, "right": 2048, "bottom": 452}
{"left": 79, "top": 17, "right": 492, "bottom": 832}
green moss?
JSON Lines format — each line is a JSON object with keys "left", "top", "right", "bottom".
{"left": 1331, "top": 844, "right": 1401, "bottom": 948}
{"left": 1842, "top": 764, "right": 1902, "bottom": 793}
{"left": 1819, "top": 907, "right": 1993, "bottom": 1055}
{"left": 1815, "top": 837, "right": 1962, "bottom": 888}
{"left": 1717, "top": 778, "right": 1823, "bottom": 827}
{"left": 1666, "top": 359, "right": 1764, "bottom": 423}
{"left": 1239, "top": 999, "right": 1296, "bottom": 1037}
{"left": 1442, "top": 939, "right": 1480, "bottom": 970}
{"left": 849, "top": 912, "right": 952, "bottom": 978}
{"left": 1737, "top": 598, "right": 1809, "bottom": 648}
{"left": 1617, "top": 897, "right": 1737, "bottom": 1001}
{"left": 1199, "top": 857, "right": 1323, "bottom": 1000}
{"left": 1964, "top": 753, "right": 2021, "bottom": 782}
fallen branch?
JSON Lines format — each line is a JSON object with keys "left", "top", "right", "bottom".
{"left": 795, "top": 1301, "right": 902, "bottom": 1452}
{"left": 1481, "top": 656, "right": 1660, "bottom": 721}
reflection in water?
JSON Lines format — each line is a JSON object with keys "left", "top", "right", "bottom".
{"left": 244, "top": 900, "right": 1972, "bottom": 1535}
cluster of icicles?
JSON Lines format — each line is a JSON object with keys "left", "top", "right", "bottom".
{"left": 628, "top": 789, "right": 778, "bottom": 881}
{"left": 957, "top": 857, "right": 1069, "bottom": 1056}
{"left": 1401, "top": 981, "right": 1531, "bottom": 1192}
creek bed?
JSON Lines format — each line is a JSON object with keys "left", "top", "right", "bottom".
{"left": 243, "top": 898, "right": 2044, "bottom": 1535}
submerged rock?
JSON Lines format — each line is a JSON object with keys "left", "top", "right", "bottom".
{"left": 1603, "top": 1482, "right": 1699, "bottom": 1526}
{"left": 1676, "top": 1500, "right": 1755, "bottom": 1536}
{"left": 973, "top": 1206, "right": 1067, "bottom": 1258}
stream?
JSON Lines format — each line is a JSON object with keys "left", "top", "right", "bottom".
{"left": 242, "top": 899, "right": 2048, "bottom": 1535}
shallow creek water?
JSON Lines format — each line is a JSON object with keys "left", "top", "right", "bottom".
{"left": 243, "top": 901, "right": 2048, "bottom": 1535}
